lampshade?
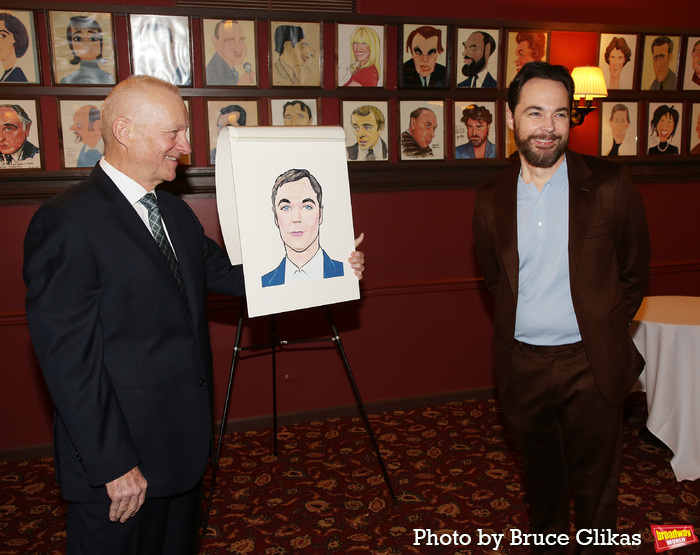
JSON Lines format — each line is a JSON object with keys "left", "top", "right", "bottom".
{"left": 571, "top": 66, "right": 608, "bottom": 101}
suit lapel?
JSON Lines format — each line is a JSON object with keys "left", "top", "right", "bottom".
{"left": 566, "top": 151, "right": 596, "bottom": 284}
{"left": 494, "top": 163, "right": 521, "bottom": 300}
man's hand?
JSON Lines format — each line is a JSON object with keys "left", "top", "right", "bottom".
{"left": 106, "top": 466, "right": 148, "bottom": 523}
{"left": 348, "top": 233, "right": 365, "bottom": 280}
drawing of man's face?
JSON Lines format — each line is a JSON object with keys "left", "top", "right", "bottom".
{"left": 213, "top": 20, "right": 247, "bottom": 68}
{"left": 69, "top": 25, "right": 101, "bottom": 61}
{"left": 607, "top": 48, "right": 626, "bottom": 78}
{"left": 283, "top": 103, "right": 311, "bottom": 126}
{"left": 351, "top": 112, "right": 381, "bottom": 151}
{"left": 0, "top": 106, "right": 30, "bottom": 155}
{"left": 515, "top": 40, "right": 535, "bottom": 72}
{"left": 462, "top": 32, "right": 488, "bottom": 78}
{"left": 652, "top": 42, "right": 672, "bottom": 82}
{"left": 216, "top": 111, "right": 243, "bottom": 133}
{"left": 409, "top": 109, "right": 437, "bottom": 149}
{"left": 273, "top": 176, "right": 322, "bottom": 256}
{"left": 70, "top": 105, "right": 101, "bottom": 149}
{"left": 286, "top": 37, "right": 314, "bottom": 69}
{"left": 609, "top": 108, "right": 630, "bottom": 145}
{"left": 466, "top": 118, "right": 490, "bottom": 148}
{"left": 691, "top": 42, "right": 700, "bottom": 78}
{"left": 410, "top": 33, "right": 439, "bottom": 78}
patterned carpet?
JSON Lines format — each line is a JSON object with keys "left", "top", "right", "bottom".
{"left": 1, "top": 393, "right": 699, "bottom": 554}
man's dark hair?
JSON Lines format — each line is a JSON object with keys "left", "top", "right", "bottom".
{"left": 461, "top": 104, "right": 493, "bottom": 126}
{"left": 271, "top": 168, "right": 322, "bottom": 207}
{"left": 219, "top": 104, "right": 247, "bottom": 126}
{"left": 650, "top": 105, "right": 679, "bottom": 139}
{"left": 214, "top": 19, "right": 238, "bottom": 39}
{"left": 274, "top": 25, "right": 305, "bottom": 56}
{"left": 651, "top": 36, "right": 674, "bottom": 54}
{"left": 86, "top": 106, "right": 101, "bottom": 130}
{"left": 479, "top": 31, "right": 496, "bottom": 56}
{"left": 507, "top": 61, "right": 575, "bottom": 113}
{"left": 406, "top": 26, "right": 444, "bottom": 55}
{"left": 604, "top": 36, "right": 632, "bottom": 65}
{"left": 66, "top": 16, "right": 104, "bottom": 65}
{"left": 351, "top": 104, "right": 385, "bottom": 132}
{"left": 283, "top": 100, "right": 312, "bottom": 122}
{"left": 0, "top": 12, "right": 29, "bottom": 58}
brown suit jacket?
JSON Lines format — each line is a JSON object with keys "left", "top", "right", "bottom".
{"left": 473, "top": 150, "right": 650, "bottom": 406}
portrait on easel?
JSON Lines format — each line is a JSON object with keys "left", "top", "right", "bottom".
{"left": 215, "top": 127, "right": 359, "bottom": 318}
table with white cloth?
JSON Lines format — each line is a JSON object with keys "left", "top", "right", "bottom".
{"left": 631, "top": 296, "right": 700, "bottom": 482}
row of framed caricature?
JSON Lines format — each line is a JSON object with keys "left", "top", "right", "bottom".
{"left": 2, "top": 10, "right": 700, "bottom": 91}
{"left": 3, "top": 96, "right": 699, "bottom": 170}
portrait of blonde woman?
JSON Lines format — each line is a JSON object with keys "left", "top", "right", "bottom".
{"left": 338, "top": 24, "right": 383, "bottom": 87}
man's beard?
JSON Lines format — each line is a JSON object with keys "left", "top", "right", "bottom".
{"left": 461, "top": 55, "right": 486, "bottom": 78}
{"left": 514, "top": 127, "right": 568, "bottom": 168}
{"left": 469, "top": 134, "right": 487, "bottom": 148}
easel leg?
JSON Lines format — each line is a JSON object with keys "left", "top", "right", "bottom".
{"left": 324, "top": 307, "right": 397, "bottom": 503}
{"left": 202, "top": 308, "right": 244, "bottom": 533}
{"left": 271, "top": 314, "right": 279, "bottom": 457}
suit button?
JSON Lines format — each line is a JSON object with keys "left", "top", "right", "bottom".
{"left": 198, "top": 379, "right": 207, "bottom": 387}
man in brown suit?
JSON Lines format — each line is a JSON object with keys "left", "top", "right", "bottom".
{"left": 473, "top": 62, "right": 650, "bottom": 553}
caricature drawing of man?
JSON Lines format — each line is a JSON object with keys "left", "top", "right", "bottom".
{"left": 689, "top": 40, "right": 700, "bottom": 89}
{"left": 347, "top": 105, "right": 387, "bottom": 161}
{"left": 283, "top": 100, "right": 313, "bottom": 126}
{"left": 0, "top": 103, "right": 39, "bottom": 167}
{"left": 133, "top": 19, "right": 190, "bottom": 86}
{"left": 210, "top": 104, "right": 247, "bottom": 163}
{"left": 455, "top": 104, "right": 495, "bottom": 159}
{"left": 649, "top": 36, "right": 676, "bottom": 91}
{"left": 401, "top": 107, "right": 437, "bottom": 158}
{"left": 70, "top": 104, "right": 103, "bottom": 167}
{"left": 457, "top": 31, "right": 497, "bottom": 88}
{"left": 402, "top": 26, "right": 446, "bottom": 87}
{"left": 272, "top": 25, "right": 316, "bottom": 86}
{"left": 206, "top": 19, "right": 255, "bottom": 86}
{"left": 262, "top": 168, "right": 344, "bottom": 287}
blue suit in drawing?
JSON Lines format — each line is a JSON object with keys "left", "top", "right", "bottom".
{"left": 261, "top": 249, "right": 344, "bottom": 287}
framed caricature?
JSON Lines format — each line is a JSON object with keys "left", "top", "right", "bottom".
{"left": 58, "top": 99, "right": 104, "bottom": 168}
{"left": 690, "top": 103, "right": 700, "bottom": 155}
{"left": 641, "top": 35, "right": 680, "bottom": 91}
{"left": 598, "top": 33, "right": 637, "bottom": 91}
{"left": 400, "top": 24, "right": 449, "bottom": 88}
{"left": 130, "top": 14, "right": 192, "bottom": 87}
{"left": 682, "top": 37, "right": 700, "bottom": 90}
{"left": 505, "top": 30, "right": 549, "bottom": 86}
{"left": 454, "top": 101, "right": 497, "bottom": 160}
{"left": 337, "top": 23, "right": 385, "bottom": 88}
{"left": 600, "top": 101, "right": 638, "bottom": 157}
{"left": 399, "top": 100, "right": 444, "bottom": 160}
{"left": 342, "top": 100, "right": 389, "bottom": 162}
{"left": 455, "top": 28, "right": 499, "bottom": 89}
{"left": 202, "top": 18, "right": 257, "bottom": 87}
{"left": 0, "top": 10, "right": 40, "bottom": 84}
{"left": 0, "top": 100, "right": 41, "bottom": 169}
{"left": 49, "top": 11, "right": 115, "bottom": 85}
{"left": 647, "top": 102, "right": 682, "bottom": 155}
{"left": 270, "top": 21, "right": 321, "bottom": 87}
{"left": 270, "top": 98, "right": 319, "bottom": 126}
{"left": 206, "top": 99, "right": 259, "bottom": 165}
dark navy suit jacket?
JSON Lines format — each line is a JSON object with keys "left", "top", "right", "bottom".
{"left": 261, "top": 249, "right": 344, "bottom": 287}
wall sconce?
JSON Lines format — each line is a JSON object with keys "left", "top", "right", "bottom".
{"left": 570, "top": 66, "right": 608, "bottom": 127}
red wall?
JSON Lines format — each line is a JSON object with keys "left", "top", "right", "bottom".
{"left": 1, "top": 0, "right": 699, "bottom": 454}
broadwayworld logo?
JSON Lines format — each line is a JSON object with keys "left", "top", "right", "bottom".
{"left": 650, "top": 525, "right": 698, "bottom": 552}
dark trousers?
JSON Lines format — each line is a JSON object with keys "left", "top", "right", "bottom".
{"left": 66, "top": 482, "right": 202, "bottom": 555}
{"left": 501, "top": 341, "right": 623, "bottom": 555}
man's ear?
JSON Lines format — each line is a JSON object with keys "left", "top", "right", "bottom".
{"left": 112, "top": 117, "right": 131, "bottom": 148}
{"left": 506, "top": 108, "right": 515, "bottom": 131}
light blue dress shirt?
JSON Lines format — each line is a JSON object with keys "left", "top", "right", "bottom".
{"left": 514, "top": 158, "right": 581, "bottom": 345}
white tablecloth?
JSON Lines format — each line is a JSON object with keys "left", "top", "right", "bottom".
{"left": 631, "top": 296, "right": 700, "bottom": 482}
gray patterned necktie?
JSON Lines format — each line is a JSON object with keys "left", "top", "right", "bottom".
{"left": 138, "top": 193, "right": 184, "bottom": 293}
{"left": 366, "top": 148, "right": 375, "bottom": 161}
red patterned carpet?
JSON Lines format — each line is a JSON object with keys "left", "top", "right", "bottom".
{"left": 2, "top": 393, "right": 699, "bottom": 554}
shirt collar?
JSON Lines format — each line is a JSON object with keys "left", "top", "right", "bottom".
{"left": 517, "top": 156, "right": 568, "bottom": 193}
{"left": 284, "top": 247, "right": 324, "bottom": 282}
{"left": 100, "top": 158, "right": 152, "bottom": 205}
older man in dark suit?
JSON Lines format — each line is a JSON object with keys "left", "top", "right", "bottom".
{"left": 24, "top": 75, "right": 365, "bottom": 555}
{"left": 473, "top": 62, "right": 650, "bottom": 553}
